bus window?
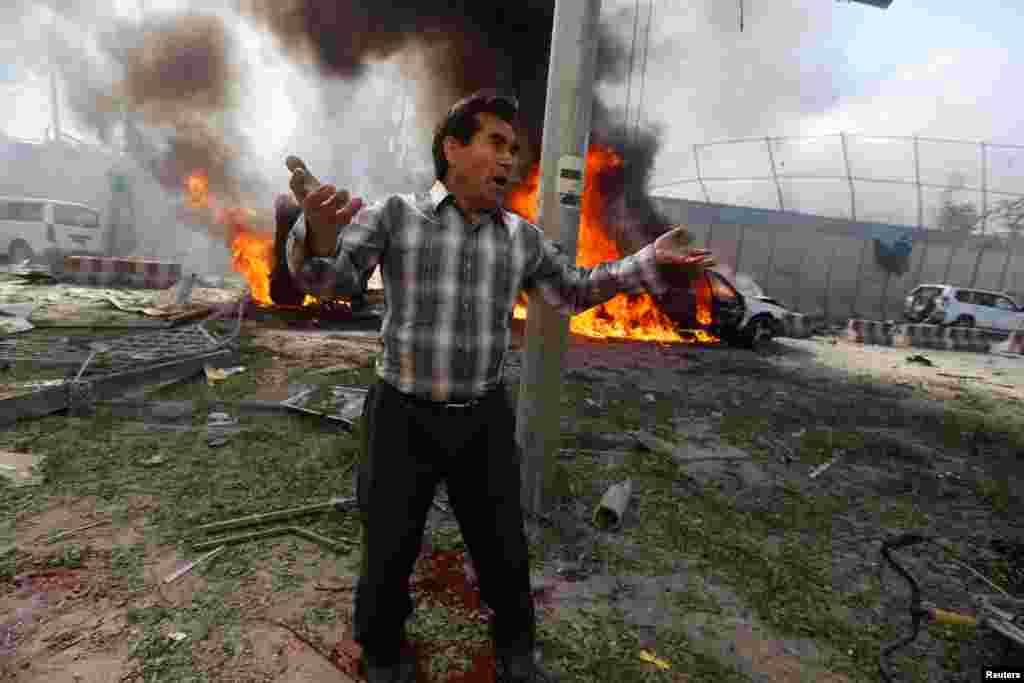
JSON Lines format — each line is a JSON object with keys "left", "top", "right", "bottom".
{"left": 0, "top": 201, "right": 44, "bottom": 221}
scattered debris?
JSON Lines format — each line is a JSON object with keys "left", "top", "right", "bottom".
{"left": 639, "top": 649, "right": 672, "bottom": 670}
{"left": 204, "top": 364, "right": 247, "bottom": 384}
{"left": 191, "top": 497, "right": 357, "bottom": 552}
{"left": 594, "top": 479, "right": 633, "bottom": 530}
{"left": 141, "top": 454, "right": 166, "bottom": 466}
{"left": 168, "top": 632, "right": 188, "bottom": 643}
{"left": 193, "top": 497, "right": 356, "bottom": 535}
{"left": 46, "top": 520, "right": 108, "bottom": 543}
{"left": 809, "top": 454, "right": 843, "bottom": 479}
{"left": 280, "top": 384, "right": 367, "bottom": 430}
{"left": 753, "top": 435, "right": 795, "bottom": 464}
{"left": 192, "top": 525, "right": 351, "bottom": 553}
{"left": 163, "top": 545, "right": 227, "bottom": 584}
{"left": 206, "top": 411, "right": 240, "bottom": 448}
{"left": 906, "top": 354, "right": 934, "bottom": 367}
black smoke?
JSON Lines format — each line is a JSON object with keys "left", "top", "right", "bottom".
{"left": 242, "top": 0, "right": 673, "bottom": 242}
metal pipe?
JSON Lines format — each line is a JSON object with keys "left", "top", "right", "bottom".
{"left": 193, "top": 497, "right": 356, "bottom": 535}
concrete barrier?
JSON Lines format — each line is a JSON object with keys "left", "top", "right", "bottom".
{"left": 62, "top": 256, "right": 181, "bottom": 289}
{"left": 942, "top": 326, "right": 991, "bottom": 353}
{"left": 894, "top": 324, "right": 945, "bottom": 350}
{"left": 846, "top": 319, "right": 893, "bottom": 346}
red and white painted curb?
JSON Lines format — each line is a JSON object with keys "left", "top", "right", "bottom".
{"left": 61, "top": 256, "right": 182, "bottom": 289}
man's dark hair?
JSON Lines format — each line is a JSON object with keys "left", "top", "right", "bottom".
{"left": 432, "top": 89, "right": 519, "bottom": 181}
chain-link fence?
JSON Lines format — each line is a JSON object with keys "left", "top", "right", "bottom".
{"left": 650, "top": 134, "right": 1024, "bottom": 323}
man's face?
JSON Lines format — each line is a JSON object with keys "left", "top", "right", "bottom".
{"left": 444, "top": 112, "right": 520, "bottom": 212}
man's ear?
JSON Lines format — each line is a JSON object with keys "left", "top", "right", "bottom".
{"left": 443, "top": 136, "right": 462, "bottom": 168}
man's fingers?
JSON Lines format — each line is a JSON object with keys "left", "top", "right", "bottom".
{"left": 335, "top": 197, "right": 364, "bottom": 225}
{"left": 303, "top": 184, "right": 337, "bottom": 210}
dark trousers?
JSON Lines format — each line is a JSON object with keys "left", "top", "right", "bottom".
{"left": 354, "top": 379, "right": 537, "bottom": 664}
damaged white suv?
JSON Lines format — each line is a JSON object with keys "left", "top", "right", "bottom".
{"left": 904, "top": 284, "right": 1024, "bottom": 333}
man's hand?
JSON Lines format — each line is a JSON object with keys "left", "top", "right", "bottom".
{"left": 285, "top": 156, "right": 363, "bottom": 257}
{"left": 654, "top": 225, "right": 716, "bottom": 274}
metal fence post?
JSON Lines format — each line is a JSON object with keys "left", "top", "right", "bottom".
{"left": 911, "top": 135, "right": 929, "bottom": 284}
{"left": 841, "top": 133, "right": 867, "bottom": 317}
{"left": 969, "top": 141, "right": 988, "bottom": 287}
{"left": 766, "top": 137, "right": 785, "bottom": 211}
{"left": 693, "top": 144, "right": 710, "bottom": 203}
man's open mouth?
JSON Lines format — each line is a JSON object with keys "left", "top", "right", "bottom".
{"left": 492, "top": 176, "right": 508, "bottom": 189}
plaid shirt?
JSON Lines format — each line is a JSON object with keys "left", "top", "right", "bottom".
{"left": 287, "top": 181, "right": 668, "bottom": 402}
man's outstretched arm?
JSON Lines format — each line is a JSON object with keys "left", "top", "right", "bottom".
{"left": 285, "top": 201, "right": 390, "bottom": 300}
{"left": 524, "top": 224, "right": 715, "bottom": 314}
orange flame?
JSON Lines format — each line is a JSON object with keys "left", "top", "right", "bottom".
{"left": 507, "top": 145, "right": 715, "bottom": 343}
{"left": 185, "top": 171, "right": 211, "bottom": 209}
{"left": 182, "top": 171, "right": 276, "bottom": 305}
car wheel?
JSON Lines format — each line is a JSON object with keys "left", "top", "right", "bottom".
{"left": 7, "top": 240, "right": 33, "bottom": 265}
{"left": 742, "top": 316, "right": 775, "bottom": 349}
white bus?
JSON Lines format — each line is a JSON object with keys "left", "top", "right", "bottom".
{"left": 0, "top": 196, "right": 106, "bottom": 265}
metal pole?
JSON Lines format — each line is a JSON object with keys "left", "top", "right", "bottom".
{"left": 911, "top": 136, "right": 929, "bottom": 284}
{"left": 693, "top": 145, "right": 711, "bottom": 202}
{"left": 764, "top": 137, "right": 785, "bottom": 285}
{"left": 841, "top": 133, "right": 868, "bottom": 316}
{"left": 48, "top": 15, "right": 61, "bottom": 142}
{"left": 981, "top": 142, "right": 989, "bottom": 235}
{"left": 624, "top": 0, "right": 640, "bottom": 131}
{"left": 840, "top": 133, "right": 857, "bottom": 221}
{"left": 970, "top": 142, "right": 988, "bottom": 287}
{"left": 633, "top": 0, "right": 654, "bottom": 143}
{"left": 516, "top": 0, "right": 602, "bottom": 516}
{"left": 765, "top": 137, "right": 785, "bottom": 211}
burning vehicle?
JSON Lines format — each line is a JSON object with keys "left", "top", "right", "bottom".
{"left": 654, "top": 268, "right": 794, "bottom": 348}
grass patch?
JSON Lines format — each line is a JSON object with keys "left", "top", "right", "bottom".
{"left": 538, "top": 604, "right": 747, "bottom": 683}
{"left": 974, "top": 477, "right": 1012, "bottom": 516}
{"left": 47, "top": 542, "right": 85, "bottom": 569}
{"left": 562, "top": 443, "right": 901, "bottom": 682}
{"left": 111, "top": 542, "right": 147, "bottom": 592}
{"left": 0, "top": 406, "right": 363, "bottom": 557}
{"left": 717, "top": 414, "right": 771, "bottom": 449}
{"left": 125, "top": 581, "right": 242, "bottom": 681}
{"left": 796, "top": 429, "right": 865, "bottom": 465}
{"left": 928, "top": 621, "right": 977, "bottom": 675}
{"left": 304, "top": 605, "right": 338, "bottom": 627}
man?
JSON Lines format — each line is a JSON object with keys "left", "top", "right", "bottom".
{"left": 285, "top": 90, "right": 715, "bottom": 683}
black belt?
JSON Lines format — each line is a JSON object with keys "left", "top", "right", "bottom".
{"left": 390, "top": 383, "right": 499, "bottom": 413}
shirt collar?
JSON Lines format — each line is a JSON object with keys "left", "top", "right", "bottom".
{"left": 429, "top": 180, "right": 508, "bottom": 228}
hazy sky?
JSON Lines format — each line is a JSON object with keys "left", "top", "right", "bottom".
{"left": 1, "top": 0, "right": 1021, "bottom": 224}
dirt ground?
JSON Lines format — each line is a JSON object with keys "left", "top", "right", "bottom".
{"left": 2, "top": 312, "right": 1023, "bottom": 682}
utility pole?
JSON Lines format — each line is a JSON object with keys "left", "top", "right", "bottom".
{"left": 48, "top": 14, "right": 61, "bottom": 143}
{"left": 516, "top": 0, "right": 602, "bottom": 515}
